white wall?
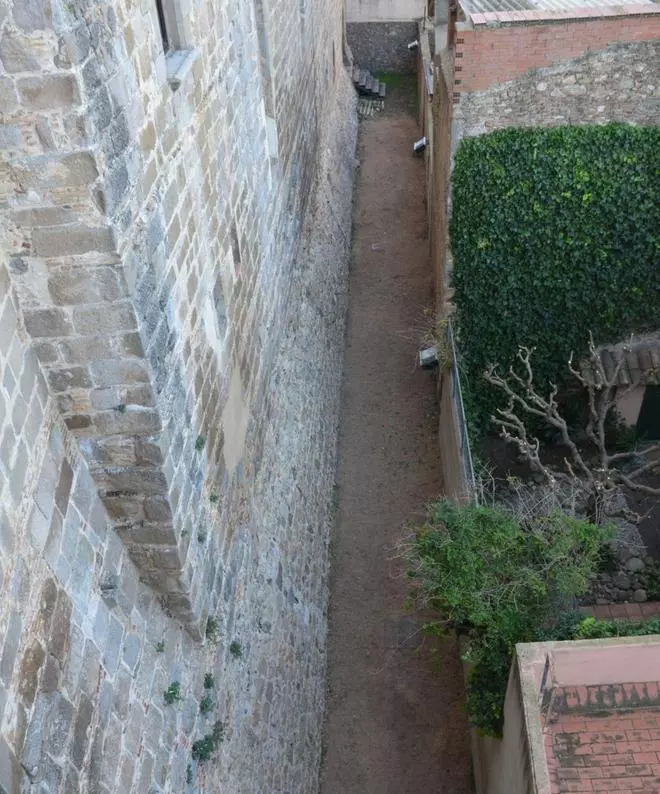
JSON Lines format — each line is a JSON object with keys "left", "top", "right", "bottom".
{"left": 347, "top": 0, "right": 426, "bottom": 22}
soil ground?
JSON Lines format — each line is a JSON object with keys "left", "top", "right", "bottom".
{"left": 320, "top": 79, "right": 474, "bottom": 794}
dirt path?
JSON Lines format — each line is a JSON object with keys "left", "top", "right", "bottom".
{"left": 320, "top": 86, "right": 474, "bottom": 794}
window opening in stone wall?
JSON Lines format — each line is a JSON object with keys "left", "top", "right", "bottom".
{"left": 254, "top": 0, "right": 275, "bottom": 117}
{"left": 230, "top": 222, "right": 242, "bottom": 269}
{"left": 155, "top": 0, "right": 198, "bottom": 89}
{"left": 156, "top": 0, "right": 170, "bottom": 51}
{"left": 253, "top": 0, "right": 279, "bottom": 159}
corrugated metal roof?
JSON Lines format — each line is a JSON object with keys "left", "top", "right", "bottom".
{"left": 461, "top": 0, "right": 657, "bottom": 20}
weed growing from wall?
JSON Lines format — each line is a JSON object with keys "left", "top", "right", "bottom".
{"left": 164, "top": 682, "right": 182, "bottom": 705}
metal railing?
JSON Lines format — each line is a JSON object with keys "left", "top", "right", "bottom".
{"left": 447, "top": 320, "right": 476, "bottom": 499}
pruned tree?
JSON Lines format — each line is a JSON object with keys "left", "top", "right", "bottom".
{"left": 484, "top": 335, "right": 660, "bottom": 522}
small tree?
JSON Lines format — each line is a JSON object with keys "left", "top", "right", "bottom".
{"left": 405, "top": 499, "right": 610, "bottom": 735}
{"left": 484, "top": 337, "right": 660, "bottom": 522}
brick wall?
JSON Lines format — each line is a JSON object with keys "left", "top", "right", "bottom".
{"left": 0, "top": 0, "right": 358, "bottom": 789}
{"left": 451, "top": 23, "right": 660, "bottom": 149}
{"left": 454, "top": 15, "right": 660, "bottom": 94}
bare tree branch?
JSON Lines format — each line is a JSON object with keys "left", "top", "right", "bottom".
{"left": 485, "top": 339, "right": 660, "bottom": 516}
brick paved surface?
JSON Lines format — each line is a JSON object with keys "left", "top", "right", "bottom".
{"left": 547, "top": 700, "right": 660, "bottom": 793}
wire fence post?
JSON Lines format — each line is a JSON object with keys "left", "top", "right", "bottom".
{"left": 447, "top": 320, "right": 476, "bottom": 501}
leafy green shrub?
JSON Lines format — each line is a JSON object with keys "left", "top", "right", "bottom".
{"left": 450, "top": 123, "right": 660, "bottom": 431}
{"left": 646, "top": 561, "right": 660, "bottom": 601}
{"left": 571, "top": 615, "right": 660, "bottom": 639}
{"left": 406, "top": 500, "right": 611, "bottom": 735}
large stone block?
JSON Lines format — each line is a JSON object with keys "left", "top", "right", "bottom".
{"left": 32, "top": 225, "right": 115, "bottom": 258}
{"left": 23, "top": 307, "right": 74, "bottom": 338}
{"left": 59, "top": 336, "right": 118, "bottom": 364}
{"left": 48, "top": 267, "right": 123, "bottom": 306}
{"left": 71, "top": 693, "right": 93, "bottom": 770}
{"left": 93, "top": 407, "right": 162, "bottom": 436}
{"left": 47, "top": 366, "right": 92, "bottom": 393}
{"left": 0, "top": 610, "right": 22, "bottom": 686}
{"left": 95, "top": 466, "right": 169, "bottom": 497}
{"left": 72, "top": 302, "right": 136, "bottom": 335}
{"left": 0, "top": 34, "right": 39, "bottom": 73}
{"left": 13, "top": 0, "right": 52, "bottom": 31}
{"left": 0, "top": 77, "right": 18, "bottom": 113}
{"left": 89, "top": 360, "right": 151, "bottom": 388}
{"left": 17, "top": 74, "right": 78, "bottom": 111}
{"left": 17, "top": 641, "right": 46, "bottom": 707}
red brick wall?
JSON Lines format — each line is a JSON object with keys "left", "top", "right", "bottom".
{"left": 454, "top": 15, "right": 660, "bottom": 94}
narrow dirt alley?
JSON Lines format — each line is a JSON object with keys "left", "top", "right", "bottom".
{"left": 321, "top": 83, "right": 474, "bottom": 794}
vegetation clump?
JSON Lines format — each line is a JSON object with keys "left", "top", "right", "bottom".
{"left": 205, "top": 617, "right": 219, "bottom": 642}
{"left": 164, "top": 681, "right": 182, "bottom": 705}
{"left": 405, "top": 499, "right": 611, "bottom": 736}
{"left": 192, "top": 721, "right": 225, "bottom": 762}
{"left": 450, "top": 123, "right": 660, "bottom": 432}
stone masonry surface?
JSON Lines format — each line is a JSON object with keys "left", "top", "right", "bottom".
{"left": 452, "top": 39, "right": 660, "bottom": 152}
{"left": 346, "top": 22, "right": 419, "bottom": 73}
{"left": 0, "top": 0, "right": 358, "bottom": 789}
{"left": 1, "top": 0, "right": 347, "bottom": 631}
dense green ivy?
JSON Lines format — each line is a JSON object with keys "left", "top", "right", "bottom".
{"left": 450, "top": 123, "right": 660, "bottom": 431}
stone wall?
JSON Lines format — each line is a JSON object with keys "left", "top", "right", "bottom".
{"left": 1, "top": 0, "right": 346, "bottom": 631}
{"left": 0, "top": 75, "right": 357, "bottom": 794}
{"left": 0, "top": 0, "right": 358, "bottom": 788}
{"left": 347, "top": 22, "right": 419, "bottom": 72}
{"left": 453, "top": 39, "right": 660, "bottom": 148}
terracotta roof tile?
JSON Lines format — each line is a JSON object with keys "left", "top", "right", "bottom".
{"left": 587, "top": 333, "right": 660, "bottom": 387}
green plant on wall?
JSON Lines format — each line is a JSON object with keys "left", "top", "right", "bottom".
{"left": 450, "top": 123, "right": 660, "bottom": 433}
{"left": 164, "top": 681, "right": 182, "bottom": 705}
